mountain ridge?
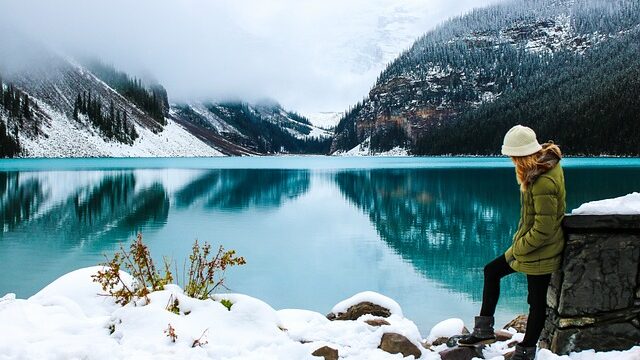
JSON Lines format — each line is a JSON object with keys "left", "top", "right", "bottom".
{"left": 331, "top": 0, "right": 640, "bottom": 156}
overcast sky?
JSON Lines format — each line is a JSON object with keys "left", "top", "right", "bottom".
{"left": 0, "top": 0, "right": 501, "bottom": 114}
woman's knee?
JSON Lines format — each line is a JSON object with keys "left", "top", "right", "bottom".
{"left": 484, "top": 262, "right": 499, "bottom": 280}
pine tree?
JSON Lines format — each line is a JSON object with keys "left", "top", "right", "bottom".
{"left": 22, "top": 94, "right": 31, "bottom": 121}
{"left": 73, "top": 94, "right": 80, "bottom": 120}
{"left": 116, "top": 109, "right": 122, "bottom": 136}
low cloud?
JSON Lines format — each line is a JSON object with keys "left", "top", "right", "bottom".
{"left": 0, "top": 0, "right": 501, "bottom": 113}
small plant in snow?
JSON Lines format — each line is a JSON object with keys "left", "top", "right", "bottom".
{"left": 164, "top": 323, "right": 178, "bottom": 343}
{"left": 92, "top": 233, "right": 173, "bottom": 305}
{"left": 191, "top": 329, "right": 209, "bottom": 348}
{"left": 184, "top": 240, "right": 246, "bottom": 300}
{"left": 220, "top": 298, "right": 233, "bottom": 311}
{"left": 166, "top": 294, "right": 180, "bottom": 315}
{"left": 93, "top": 233, "right": 246, "bottom": 307}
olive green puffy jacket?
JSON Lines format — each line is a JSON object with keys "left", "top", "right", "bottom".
{"left": 505, "top": 163, "right": 566, "bottom": 275}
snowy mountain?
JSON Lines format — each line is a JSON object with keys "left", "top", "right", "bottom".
{"left": 331, "top": 0, "right": 640, "bottom": 156}
{"left": 171, "top": 101, "right": 332, "bottom": 155}
{"left": 0, "top": 37, "right": 223, "bottom": 158}
{"left": 0, "top": 37, "right": 331, "bottom": 158}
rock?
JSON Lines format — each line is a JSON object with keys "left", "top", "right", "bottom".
{"left": 445, "top": 335, "right": 465, "bottom": 348}
{"left": 432, "top": 336, "right": 450, "bottom": 346}
{"left": 312, "top": 346, "right": 338, "bottom": 360}
{"left": 550, "top": 322, "right": 640, "bottom": 354}
{"left": 328, "top": 302, "right": 391, "bottom": 321}
{"left": 439, "top": 346, "right": 484, "bottom": 360}
{"left": 503, "top": 315, "right": 528, "bottom": 333}
{"left": 495, "top": 329, "right": 513, "bottom": 341}
{"left": 541, "top": 216, "right": 640, "bottom": 355}
{"left": 364, "top": 318, "right": 390, "bottom": 327}
{"left": 558, "top": 316, "right": 596, "bottom": 328}
{"left": 379, "top": 333, "right": 422, "bottom": 358}
{"left": 556, "top": 233, "right": 639, "bottom": 316}
{"left": 503, "top": 349, "right": 515, "bottom": 360}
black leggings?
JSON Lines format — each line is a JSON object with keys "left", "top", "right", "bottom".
{"left": 479, "top": 254, "right": 551, "bottom": 347}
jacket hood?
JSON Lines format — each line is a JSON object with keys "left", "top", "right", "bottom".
{"left": 524, "top": 142, "right": 561, "bottom": 185}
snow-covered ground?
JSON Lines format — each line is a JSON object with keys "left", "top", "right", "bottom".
{"left": 1, "top": 267, "right": 639, "bottom": 359}
{"left": 303, "top": 112, "right": 343, "bottom": 130}
{"left": 20, "top": 103, "right": 223, "bottom": 158}
{"left": 572, "top": 192, "right": 640, "bottom": 215}
{"left": 334, "top": 136, "right": 409, "bottom": 156}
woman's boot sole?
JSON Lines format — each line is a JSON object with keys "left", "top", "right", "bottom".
{"left": 457, "top": 338, "right": 497, "bottom": 347}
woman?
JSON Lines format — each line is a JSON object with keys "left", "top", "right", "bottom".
{"left": 458, "top": 125, "right": 566, "bottom": 360}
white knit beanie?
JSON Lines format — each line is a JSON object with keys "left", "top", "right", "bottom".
{"left": 501, "top": 125, "right": 542, "bottom": 157}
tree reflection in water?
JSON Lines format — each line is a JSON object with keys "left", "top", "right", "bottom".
{"left": 175, "top": 169, "right": 310, "bottom": 210}
{"left": 334, "top": 166, "right": 640, "bottom": 302}
{"left": 335, "top": 168, "right": 528, "bottom": 302}
{"left": 0, "top": 172, "right": 46, "bottom": 231}
{"left": 0, "top": 172, "right": 169, "bottom": 247}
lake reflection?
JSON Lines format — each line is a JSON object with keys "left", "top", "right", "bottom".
{"left": 1, "top": 158, "right": 640, "bottom": 331}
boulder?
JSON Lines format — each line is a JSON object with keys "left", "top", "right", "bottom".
{"left": 431, "top": 336, "right": 450, "bottom": 346}
{"left": 439, "top": 346, "right": 484, "bottom": 360}
{"left": 503, "top": 315, "right": 528, "bottom": 333}
{"left": 364, "top": 318, "right": 390, "bottom": 327}
{"left": 495, "top": 329, "right": 513, "bottom": 341}
{"left": 379, "top": 333, "right": 422, "bottom": 358}
{"left": 312, "top": 346, "right": 338, "bottom": 360}
{"left": 328, "top": 302, "right": 391, "bottom": 321}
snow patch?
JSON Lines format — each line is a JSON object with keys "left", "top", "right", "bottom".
{"left": 330, "top": 291, "right": 403, "bottom": 318}
{"left": 303, "top": 112, "right": 343, "bottom": 129}
{"left": 572, "top": 192, "right": 640, "bottom": 215}
{"left": 335, "top": 137, "right": 409, "bottom": 156}
{"left": 427, "top": 318, "right": 465, "bottom": 343}
{"left": 20, "top": 102, "right": 223, "bottom": 157}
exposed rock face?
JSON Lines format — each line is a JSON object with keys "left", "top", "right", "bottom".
{"left": 378, "top": 333, "right": 422, "bottom": 358}
{"left": 541, "top": 214, "right": 640, "bottom": 354}
{"left": 327, "top": 302, "right": 391, "bottom": 321}
{"left": 311, "top": 346, "right": 338, "bottom": 360}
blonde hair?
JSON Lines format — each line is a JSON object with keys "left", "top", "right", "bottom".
{"left": 512, "top": 142, "right": 562, "bottom": 192}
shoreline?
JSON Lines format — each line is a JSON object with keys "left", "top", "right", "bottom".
{"left": 1, "top": 267, "right": 638, "bottom": 359}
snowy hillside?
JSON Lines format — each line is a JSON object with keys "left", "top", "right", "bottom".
{"left": 21, "top": 109, "right": 222, "bottom": 158}
{"left": 0, "top": 36, "right": 224, "bottom": 158}
{"left": 331, "top": 0, "right": 640, "bottom": 156}
{"left": 303, "top": 111, "right": 343, "bottom": 130}
{"left": 0, "top": 38, "right": 332, "bottom": 157}
{"left": 172, "top": 101, "right": 332, "bottom": 155}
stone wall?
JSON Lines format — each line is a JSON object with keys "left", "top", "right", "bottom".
{"left": 541, "top": 214, "right": 640, "bottom": 354}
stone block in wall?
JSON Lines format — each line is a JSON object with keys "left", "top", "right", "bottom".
{"left": 542, "top": 214, "right": 640, "bottom": 355}
{"left": 557, "top": 233, "right": 639, "bottom": 316}
{"left": 550, "top": 322, "right": 640, "bottom": 354}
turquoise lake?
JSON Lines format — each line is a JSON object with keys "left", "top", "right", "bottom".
{"left": 1, "top": 157, "right": 640, "bottom": 331}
